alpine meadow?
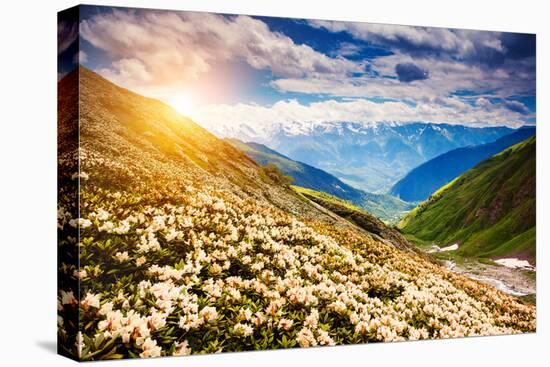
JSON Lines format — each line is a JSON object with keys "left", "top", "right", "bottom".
{"left": 58, "top": 5, "right": 536, "bottom": 361}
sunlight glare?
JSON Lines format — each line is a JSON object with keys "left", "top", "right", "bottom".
{"left": 168, "top": 94, "right": 194, "bottom": 116}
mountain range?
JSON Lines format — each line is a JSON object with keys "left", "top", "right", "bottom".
{"left": 206, "top": 121, "right": 514, "bottom": 192}
{"left": 226, "top": 139, "right": 413, "bottom": 222}
{"left": 399, "top": 137, "right": 536, "bottom": 263}
{"left": 390, "top": 127, "right": 536, "bottom": 202}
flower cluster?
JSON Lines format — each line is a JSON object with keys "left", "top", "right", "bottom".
{"left": 57, "top": 145, "right": 535, "bottom": 361}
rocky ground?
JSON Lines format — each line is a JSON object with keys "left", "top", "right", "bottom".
{"left": 445, "top": 259, "right": 536, "bottom": 298}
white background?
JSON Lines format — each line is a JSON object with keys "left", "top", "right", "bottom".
{"left": 0, "top": 0, "right": 547, "bottom": 365}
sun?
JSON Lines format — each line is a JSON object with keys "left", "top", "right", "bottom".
{"left": 168, "top": 94, "right": 194, "bottom": 116}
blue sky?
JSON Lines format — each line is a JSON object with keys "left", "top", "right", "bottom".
{"left": 59, "top": 5, "right": 536, "bottom": 129}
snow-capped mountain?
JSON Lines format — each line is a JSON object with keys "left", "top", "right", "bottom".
{"left": 198, "top": 120, "right": 514, "bottom": 193}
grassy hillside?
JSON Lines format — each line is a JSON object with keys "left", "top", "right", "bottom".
{"left": 293, "top": 186, "right": 417, "bottom": 253}
{"left": 227, "top": 139, "right": 414, "bottom": 223}
{"left": 57, "top": 67, "right": 535, "bottom": 361}
{"left": 390, "top": 127, "right": 535, "bottom": 202}
{"left": 227, "top": 139, "right": 361, "bottom": 200}
{"left": 399, "top": 137, "right": 536, "bottom": 263}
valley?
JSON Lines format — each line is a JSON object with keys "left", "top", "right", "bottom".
{"left": 404, "top": 233, "right": 536, "bottom": 299}
{"left": 398, "top": 138, "right": 536, "bottom": 299}
{"left": 206, "top": 121, "right": 513, "bottom": 193}
{"left": 227, "top": 139, "right": 414, "bottom": 223}
{"left": 218, "top": 102, "right": 537, "bottom": 303}
{"left": 225, "top": 131, "right": 537, "bottom": 302}
{"left": 399, "top": 138, "right": 536, "bottom": 263}
{"left": 224, "top": 118, "right": 538, "bottom": 302}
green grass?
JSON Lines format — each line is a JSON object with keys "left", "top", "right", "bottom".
{"left": 292, "top": 185, "right": 364, "bottom": 213}
{"left": 479, "top": 226, "right": 536, "bottom": 261}
{"left": 293, "top": 183, "right": 415, "bottom": 225}
{"left": 520, "top": 294, "right": 536, "bottom": 305}
{"left": 402, "top": 233, "right": 433, "bottom": 249}
{"left": 292, "top": 186, "right": 416, "bottom": 252}
{"left": 399, "top": 137, "right": 535, "bottom": 262}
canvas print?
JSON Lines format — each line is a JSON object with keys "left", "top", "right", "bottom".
{"left": 57, "top": 5, "right": 536, "bottom": 361}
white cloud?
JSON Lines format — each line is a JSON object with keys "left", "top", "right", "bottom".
{"left": 191, "top": 97, "right": 529, "bottom": 141}
{"left": 271, "top": 52, "right": 534, "bottom": 104}
{"left": 309, "top": 20, "right": 504, "bottom": 61}
{"left": 311, "top": 21, "right": 464, "bottom": 51}
{"left": 332, "top": 42, "right": 362, "bottom": 57}
{"left": 504, "top": 100, "right": 530, "bottom": 114}
{"left": 58, "top": 20, "right": 78, "bottom": 55}
{"left": 80, "top": 9, "right": 534, "bottom": 129}
{"left": 80, "top": 10, "right": 362, "bottom": 100}
{"left": 74, "top": 50, "right": 87, "bottom": 64}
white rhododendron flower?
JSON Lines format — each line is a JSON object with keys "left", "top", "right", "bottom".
{"left": 74, "top": 269, "right": 88, "bottom": 280}
{"left": 60, "top": 290, "right": 77, "bottom": 306}
{"left": 140, "top": 337, "right": 162, "bottom": 358}
{"left": 136, "top": 256, "right": 146, "bottom": 266}
{"left": 304, "top": 309, "right": 319, "bottom": 329}
{"left": 68, "top": 218, "right": 93, "bottom": 228}
{"left": 277, "top": 318, "right": 294, "bottom": 331}
{"left": 199, "top": 306, "right": 219, "bottom": 323}
{"left": 57, "top": 147, "right": 535, "bottom": 360}
{"left": 114, "top": 251, "right": 129, "bottom": 262}
{"left": 297, "top": 327, "right": 317, "bottom": 347}
{"left": 234, "top": 323, "right": 254, "bottom": 337}
{"left": 71, "top": 171, "right": 89, "bottom": 181}
{"left": 81, "top": 292, "right": 101, "bottom": 310}
{"left": 173, "top": 340, "right": 192, "bottom": 356}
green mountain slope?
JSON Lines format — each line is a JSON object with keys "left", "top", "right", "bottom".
{"left": 390, "top": 127, "right": 535, "bottom": 202}
{"left": 399, "top": 137, "right": 536, "bottom": 262}
{"left": 227, "top": 139, "right": 414, "bottom": 223}
{"left": 293, "top": 186, "right": 418, "bottom": 253}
